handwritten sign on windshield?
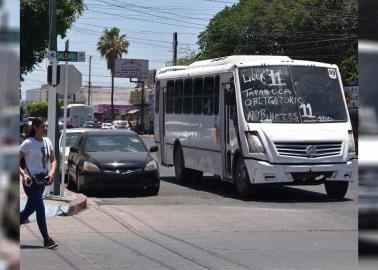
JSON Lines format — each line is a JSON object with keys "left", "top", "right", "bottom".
{"left": 239, "top": 67, "right": 300, "bottom": 123}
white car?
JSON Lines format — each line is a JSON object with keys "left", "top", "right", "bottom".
{"left": 111, "top": 120, "right": 130, "bottom": 130}
{"left": 101, "top": 123, "right": 112, "bottom": 130}
{"left": 59, "top": 128, "right": 90, "bottom": 175}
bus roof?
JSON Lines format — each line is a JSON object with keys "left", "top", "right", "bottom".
{"left": 156, "top": 55, "right": 338, "bottom": 80}
{"left": 187, "top": 55, "right": 292, "bottom": 68}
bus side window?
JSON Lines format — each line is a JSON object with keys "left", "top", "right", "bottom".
{"left": 183, "top": 78, "right": 193, "bottom": 114}
{"left": 166, "top": 80, "right": 174, "bottom": 114}
{"left": 174, "top": 79, "right": 183, "bottom": 114}
{"left": 193, "top": 77, "right": 203, "bottom": 115}
{"left": 214, "top": 75, "right": 220, "bottom": 115}
{"left": 203, "top": 77, "right": 214, "bottom": 115}
{"left": 155, "top": 81, "right": 160, "bottom": 114}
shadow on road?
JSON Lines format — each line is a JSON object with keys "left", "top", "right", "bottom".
{"left": 161, "top": 176, "right": 352, "bottom": 203}
{"left": 75, "top": 187, "right": 157, "bottom": 199}
{"left": 20, "top": 245, "right": 45, "bottom": 249}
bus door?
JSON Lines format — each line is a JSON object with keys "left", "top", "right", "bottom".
{"left": 221, "top": 76, "right": 236, "bottom": 181}
{"left": 159, "top": 86, "right": 166, "bottom": 164}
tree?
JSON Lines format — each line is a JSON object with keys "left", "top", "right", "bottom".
{"left": 177, "top": 47, "right": 198, "bottom": 66}
{"left": 21, "top": 0, "right": 85, "bottom": 76}
{"left": 97, "top": 27, "right": 129, "bottom": 120}
{"left": 197, "top": 0, "right": 357, "bottom": 82}
{"left": 26, "top": 101, "right": 48, "bottom": 118}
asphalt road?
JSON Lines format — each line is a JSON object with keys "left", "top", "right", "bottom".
{"left": 20, "top": 136, "right": 358, "bottom": 270}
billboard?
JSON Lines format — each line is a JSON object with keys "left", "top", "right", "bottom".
{"left": 115, "top": 58, "right": 149, "bottom": 79}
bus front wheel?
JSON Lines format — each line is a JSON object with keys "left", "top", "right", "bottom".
{"left": 324, "top": 181, "right": 348, "bottom": 200}
{"left": 234, "top": 157, "right": 254, "bottom": 199}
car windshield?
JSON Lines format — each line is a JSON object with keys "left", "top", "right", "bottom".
{"left": 85, "top": 134, "right": 146, "bottom": 152}
{"left": 239, "top": 65, "right": 347, "bottom": 123}
{"left": 63, "top": 133, "right": 81, "bottom": 147}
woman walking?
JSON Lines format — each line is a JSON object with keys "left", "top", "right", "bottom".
{"left": 20, "top": 118, "right": 58, "bottom": 248}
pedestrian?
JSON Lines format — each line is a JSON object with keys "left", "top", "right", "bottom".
{"left": 19, "top": 117, "right": 58, "bottom": 249}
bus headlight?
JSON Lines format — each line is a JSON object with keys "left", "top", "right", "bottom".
{"left": 144, "top": 160, "right": 158, "bottom": 171}
{"left": 83, "top": 161, "right": 100, "bottom": 172}
{"left": 246, "top": 132, "right": 265, "bottom": 153}
{"left": 348, "top": 130, "right": 356, "bottom": 153}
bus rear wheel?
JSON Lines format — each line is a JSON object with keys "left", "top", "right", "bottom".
{"left": 174, "top": 145, "right": 203, "bottom": 182}
{"left": 234, "top": 156, "right": 254, "bottom": 199}
{"left": 174, "top": 145, "right": 187, "bottom": 182}
{"left": 324, "top": 181, "right": 348, "bottom": 200}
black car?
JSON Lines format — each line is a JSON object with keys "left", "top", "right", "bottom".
{"left": 67, "top": 130, "right": 159, "bottom": 195}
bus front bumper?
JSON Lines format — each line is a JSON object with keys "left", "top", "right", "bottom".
{"left": 244, "top": 159, "right": 355, "bottom": 184}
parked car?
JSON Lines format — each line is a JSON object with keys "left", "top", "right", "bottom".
{"left": 83, "top": 121, "right": 95, "bottom": 128}
{"left": 101, "top": 123, "right": 112, "bottom": 130}
{"left": 111, "top": 120, "right": 130, "bottom": 129}
{"left": 67, "top": 130, "right": 159, "bottom": 194}
{"left": 59, "top": 128, "right": 90, "bottom": 177}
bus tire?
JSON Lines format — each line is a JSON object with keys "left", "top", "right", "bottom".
{"left": 324, "top": 181, "right": 348, "bottom": 200}
{"left": 234, "top": 156, "right": 254, "bottom": 199}
{"left": 174, "top": 144, "right": 189, "bottom": 182}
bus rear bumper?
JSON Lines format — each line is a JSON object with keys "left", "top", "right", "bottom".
{"left": 244, "top": 159, "right": 354, "bottom": 184}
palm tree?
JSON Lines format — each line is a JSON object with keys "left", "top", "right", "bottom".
{"left": 97, "top": 27, "right": 129, "bottom": 120}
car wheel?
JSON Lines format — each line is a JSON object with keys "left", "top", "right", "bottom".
{"left": 67, "top": 172, "right": 75, "bottom": 190}
{"left": 324, "top": 181, "right": 348, "bottom": 200}
{"left": 234, "top": 156, "right": 254, "bottom": 199}
{"left": 76, "top": 170, "right": 82, "bottom": 193}
{"left": 146, "top": 185, "right": 160, "bottom": 196}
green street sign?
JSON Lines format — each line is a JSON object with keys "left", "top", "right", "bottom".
{"left": 57, "top": 51, "right": 86, "bottom": 62}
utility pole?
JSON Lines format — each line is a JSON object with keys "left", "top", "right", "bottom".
{"left": 140, "top": 81, "right": 144, "bottom": 134}
{"left": 173, "top": 32, "right": 177, "bottom": 66}
{"left": 88, "top": 55, "right": 92, "bottom": 106}
{"left": 47, "top": 0, "right": 60, "bottom": 196}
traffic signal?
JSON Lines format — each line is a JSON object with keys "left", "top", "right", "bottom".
{"left": 47, "top": 65, "right": 61, "bottom": 85}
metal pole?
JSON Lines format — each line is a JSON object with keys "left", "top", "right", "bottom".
{"left": 46, "top": 0, "right": 57, "bottom": 197}
{"left": 60, "top": 41, "right": 69, "bottom": 197}
{"left": 173, "top": 32, "right": 177, "bottom": 66}
{"left": 88, "top": 55, "right": 92, "bottom": 106}
{"left": 141, "top": 81, "right": 144, "bottom": 134}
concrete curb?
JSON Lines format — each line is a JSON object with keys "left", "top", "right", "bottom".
{"left": 67, "top": 193, "right": 87, "bottom": 216}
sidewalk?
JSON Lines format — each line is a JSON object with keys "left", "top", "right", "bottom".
{"left": 20, "top": 180, "right": 87, "bottom": 220}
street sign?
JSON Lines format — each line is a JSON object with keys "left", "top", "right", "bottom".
{"left": 56, "top": 51, "right": 86, "bottom": 62}
{"left": 115, "top": 58, "right": 149, "bottom": 79}
{"left": 56, "top": 64, "right": 82, "bottom": 95}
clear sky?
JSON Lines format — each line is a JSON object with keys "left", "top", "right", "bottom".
{"left": 20, "top": 0, "right": 239, "bottom": 98}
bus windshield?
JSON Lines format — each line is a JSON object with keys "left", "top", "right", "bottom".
{"left": 238, "top": 65, "right": 347, "bottom": 123}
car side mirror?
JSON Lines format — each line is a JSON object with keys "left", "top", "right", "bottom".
{"left": 149, "top": 146, "right": 158, "bottom": 152}
{"left": 70, "top": 146, "right": 79, "bottom": 153}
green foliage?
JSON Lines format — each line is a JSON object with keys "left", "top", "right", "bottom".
{"left": 26, "top": 101, "right": 48, "bottom": 118}
{"left": 177, "top": 47, "right": 198, "bottom": 66}
{"left": 197, "top": 0, "right": 357, "bottom": 82}
{"left": 21, "top": 0, "right": 85, "bottom": 76}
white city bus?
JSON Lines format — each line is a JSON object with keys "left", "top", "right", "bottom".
{"left": 154, "top": 55, "right": 356, "bottom": 199}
